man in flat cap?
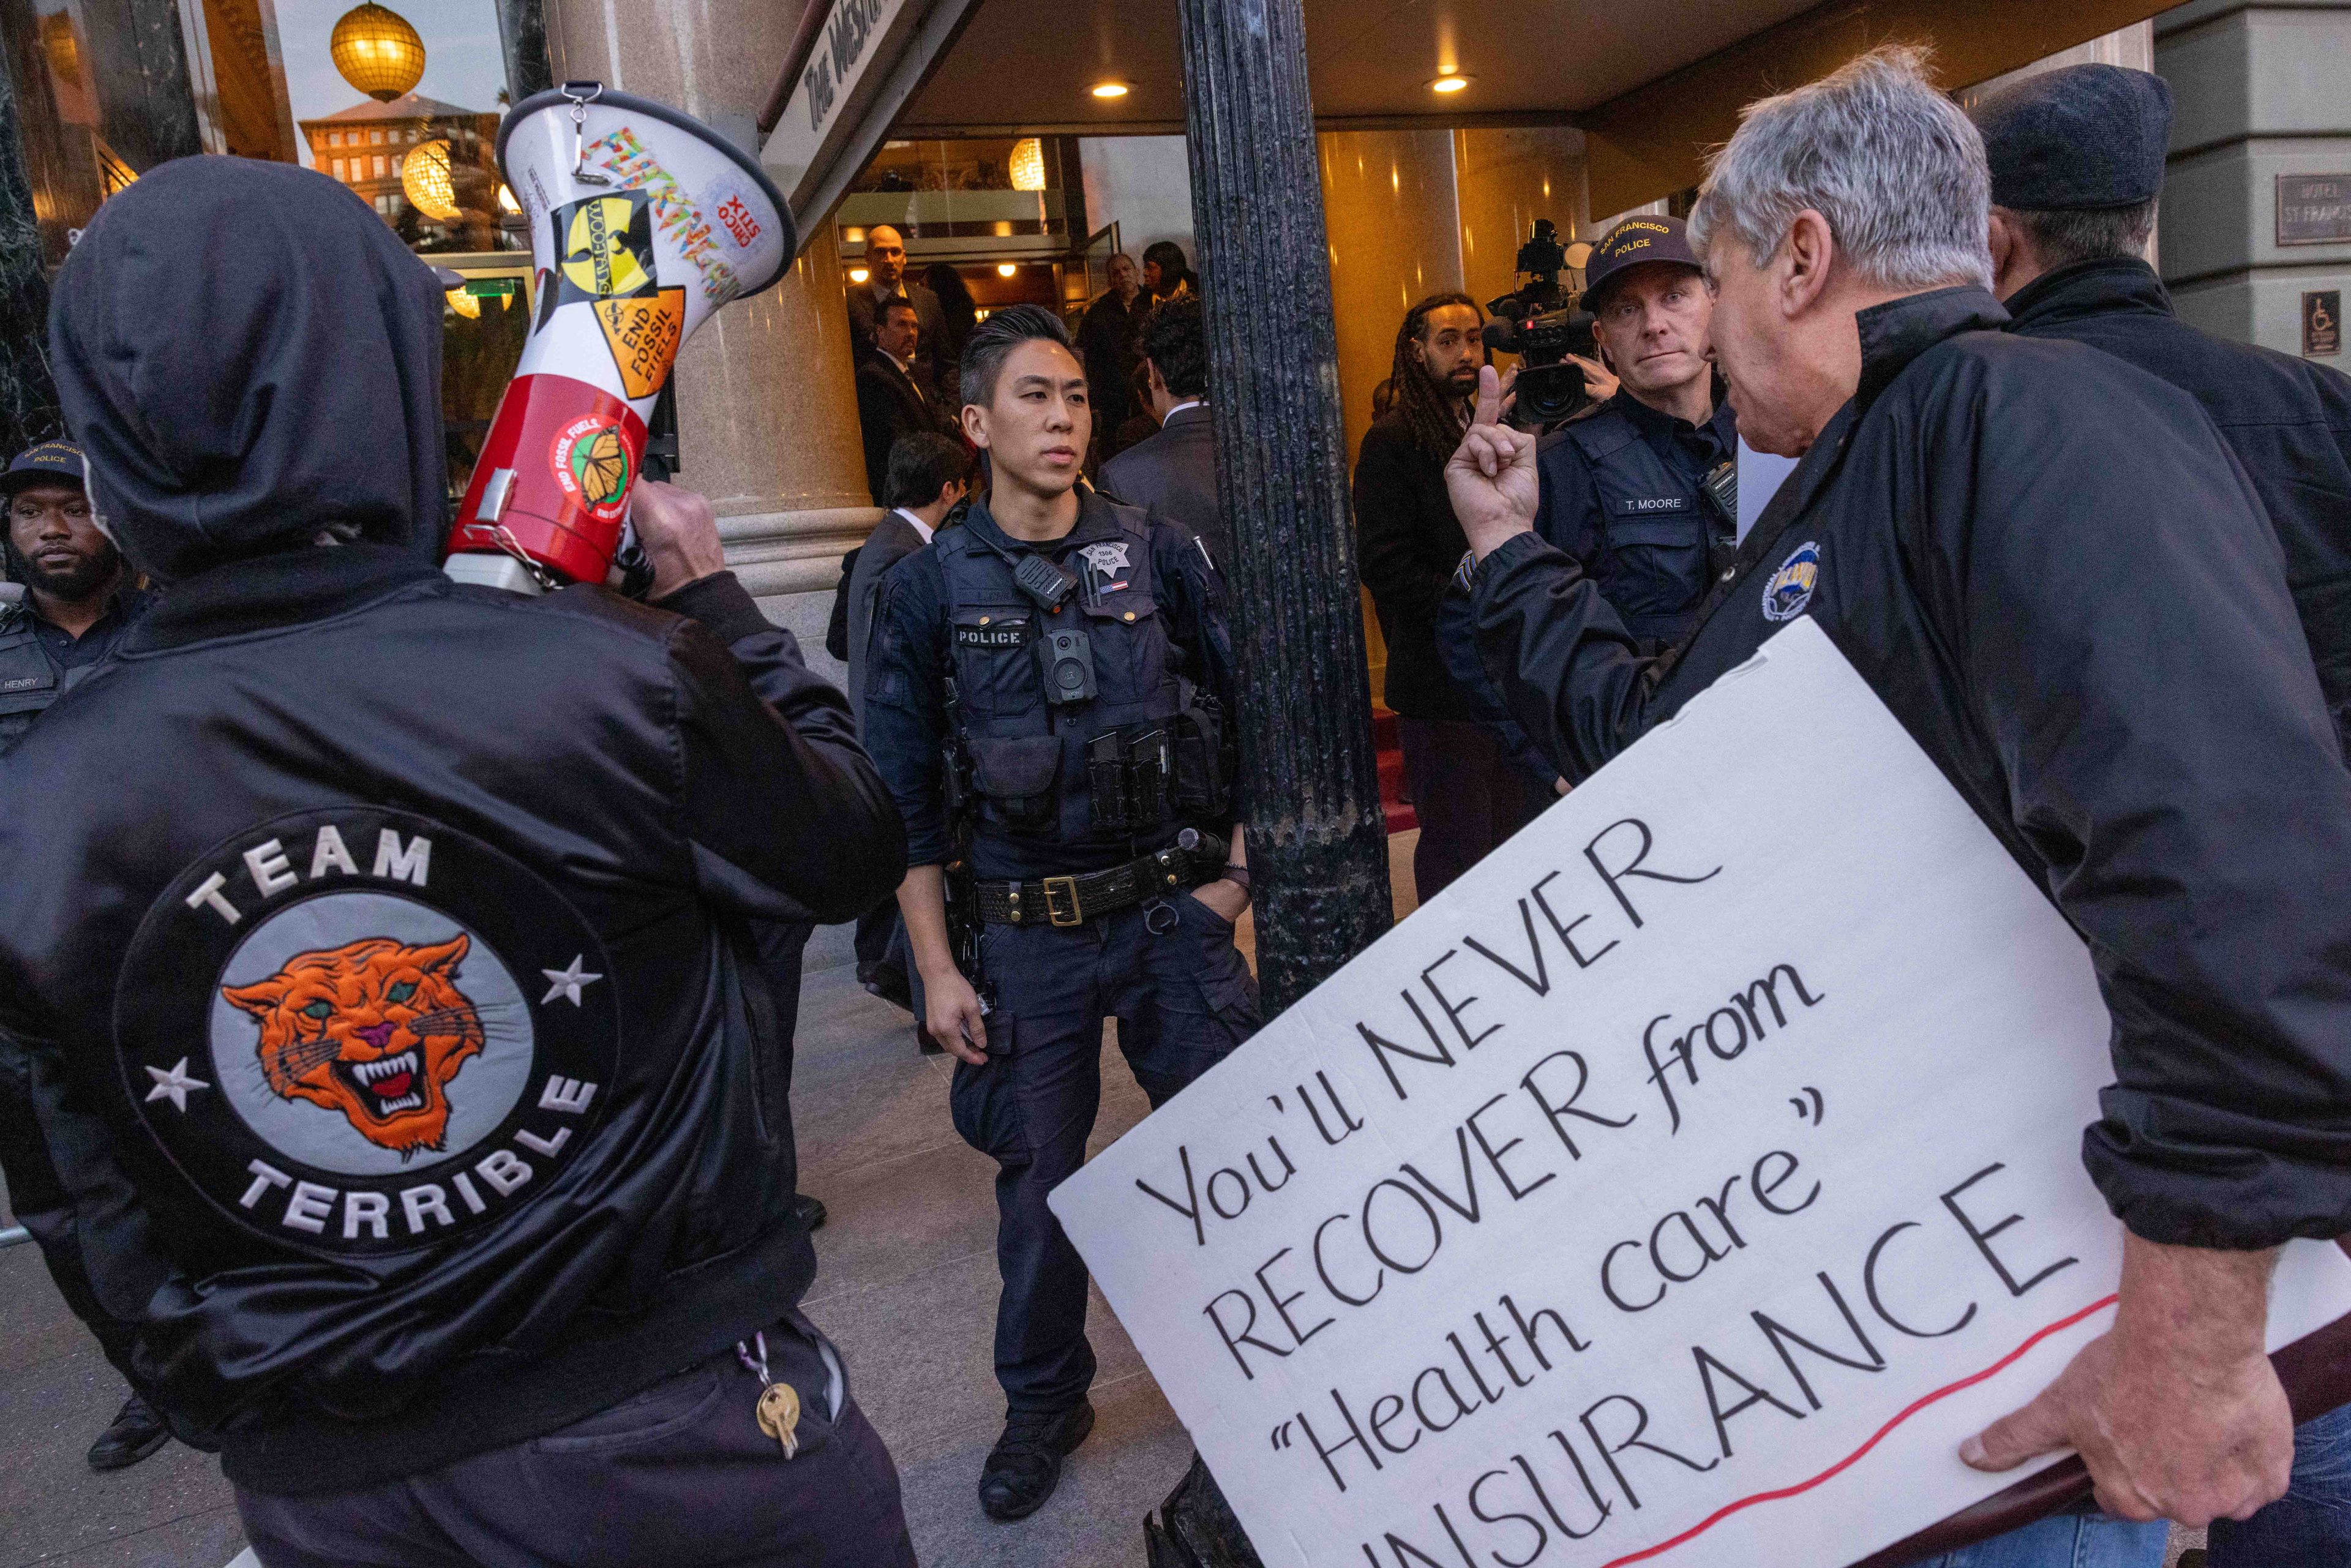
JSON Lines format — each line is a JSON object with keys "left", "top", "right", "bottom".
{"left": 1974, "top": 62, "right": 2351, "bottom": 763}
{"left": 1971, "top": 58, "right": 2351, "bottom": 1568}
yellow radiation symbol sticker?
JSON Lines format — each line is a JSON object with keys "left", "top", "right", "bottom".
{"left": 558, "top": 195, "right": 655, "bottom": 299}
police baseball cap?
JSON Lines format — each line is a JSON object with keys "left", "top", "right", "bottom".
{"left": 1, "top": 440, "right": 86, "bottom": 498}
{"left": 1582, "top": 216, "right": 1703, "bottom": 312}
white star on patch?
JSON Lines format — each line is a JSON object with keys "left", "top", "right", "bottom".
{"left": 541, "top": 955, "right": 603, "bottom": 1007}
{"left": 144, "top": 1057, "right": 210, "bottom": 1113}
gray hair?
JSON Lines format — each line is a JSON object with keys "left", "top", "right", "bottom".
{"left": 2006, "top": 198, "right": 2158, "bottom": 269}
{"left": 1690, "top": 45, "right": 1993, "bottom": 291}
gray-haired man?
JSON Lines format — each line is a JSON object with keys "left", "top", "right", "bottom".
{"left": 1449, "top": 44, "right": 2351, "bottom": 1564}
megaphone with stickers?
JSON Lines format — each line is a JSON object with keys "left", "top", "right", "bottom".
{"left": 444, "top": 82, "right": 796, "bottom": 594}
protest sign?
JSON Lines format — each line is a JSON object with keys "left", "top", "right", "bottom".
{"left": 1052, "top": 618, "right": 2351, "bottom": 1568}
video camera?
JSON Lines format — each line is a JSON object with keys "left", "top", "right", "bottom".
{"left": 1482, "top": 219, "right": 1599, "bottom": 430}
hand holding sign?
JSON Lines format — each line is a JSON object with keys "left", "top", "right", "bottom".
{"left": 1051, "top": 621, "right": 2351, "bottom": 1568}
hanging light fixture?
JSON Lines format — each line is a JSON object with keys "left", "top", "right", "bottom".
{"left": 331, "top": 3, "right": 426, "bottom": 102}
{"left": 400, "top": 138, "right": 462, "bottom": 222}
{"left": 1008, "top": 137, "right": 1046, "bottom": 192}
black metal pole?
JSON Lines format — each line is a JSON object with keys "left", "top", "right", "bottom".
{"left": 1177, "top": 0, "right": 1391, "bottom": 1014}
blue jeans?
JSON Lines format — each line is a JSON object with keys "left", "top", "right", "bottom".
{"left": 2210, "top": 1402, "right": 2351, "bottom": 1565}
{"left": 1916, "top": 1513, "right": 2168, "bottom": 1568}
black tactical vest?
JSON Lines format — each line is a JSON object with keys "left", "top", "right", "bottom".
{"left": 0, "top": 602, "right": 63, "bottom": 750}
{"left": 936, "top": 501, "right": 1221, "bottom": 853}
{"left": 1562, "top": 407, "right": 1728, "bottom": 650}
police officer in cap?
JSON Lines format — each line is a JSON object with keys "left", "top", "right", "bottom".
{"left": 1973, "top": 60, "right": 2351, "bottom": 1568}
{"left": 1438, "top": 214, "right": 1738, "bottom": 789}
{"left": 1975, "top": 63, "right": 2351, "bottom": 764}
{"left": 863, "top": 303, "right": 1258, "bottom": 1521}
{"left": 1, "top": 439, "right": 149, "bottom": 751}
{"left": 0, "top": 437, "right": 171, "bottom": 1471}
{"left": 1525, "top": 215, "right": 1738, "bottom": 650}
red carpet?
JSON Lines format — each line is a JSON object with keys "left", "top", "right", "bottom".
{"left": 1374, "top": 708, "right": 1417, "bottom": 834}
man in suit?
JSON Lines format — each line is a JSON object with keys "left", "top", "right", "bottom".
{"left": 1100, "top": 299, "right": 1224, "bottom": 563}
{"left": 846, "top": 225, "right": 943, "bottom": 380}
{"left": 855, "top": 298, "right": 939, "bottom": 506}
{"left": 846, "top": 431, "right": 971, "bottom": 1050}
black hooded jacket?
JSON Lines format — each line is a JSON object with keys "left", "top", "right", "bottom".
{"left": 2002, "top": 257, "right": 2351, "bottom": 759}
{"left": 1468, "top": 287, "right": 2351, "bottom": 1252}
{"left": 1, "top": 158, "right": 904, "bottom": 1492}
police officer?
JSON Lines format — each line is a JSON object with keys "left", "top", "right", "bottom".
{"left": 1526, "top": 215, "right": 1738, "bottom": 650}
{"left": 1, "top": 440, "right": 149, "bottom": 751}
{"left": 1972, "top": 61, "right": 2351, "bottom": 1568}
{"left": 1973, "top": 64, "right": 2351, "bottom": 764}
{"left": 1455, "top": 48, "right": 2351, "bottom": 1555}
{"left": 863, "top": 304, "right": 1258, "bottom": 1521}
{"left": 0, "top": 438, "right": 170, "bottom": 1472}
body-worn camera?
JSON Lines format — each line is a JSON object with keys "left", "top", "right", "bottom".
{"left": 1040, "top": 628, "right": 1098, "bottom": 705}
{"left": 1483, "top": 219, "right": 1600, "bottom": 430}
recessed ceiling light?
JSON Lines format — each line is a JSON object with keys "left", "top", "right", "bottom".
{"left": 1091, "top": 81, "right": 1130, "bottom": 99}
{"left": 849, "top": 267, "right": 869, "bottom": 283}
{"left": 997, "top": 263, "right": 1019, "bottom": 277}
{"left": 1431, "top": 75, "right": 1470, "bottom": 94}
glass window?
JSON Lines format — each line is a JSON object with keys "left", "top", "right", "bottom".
{"left": 392, "top": 154, "right": 403, "bottom": 175}
{"left": 332, "top": 157, "right": 345, "bottom": 179}
{"left": 329, "top": 130, "right": 341, "bottom": 147}
{"left": 370, "top": 129, "right": 384, "bottom": 145}
{"left": 373, "top": 154, "right": 386, "bottom": 178}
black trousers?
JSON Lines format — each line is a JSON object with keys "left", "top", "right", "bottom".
{"left": 1397, "top": 715, "right": 1548, "bottom": 902}
{"left": 0, "top": 1038, "right": 146, "bottom": 1394}
{"left": 234, "top": 1315, "right": 916, "bottom": 1568}
{"left": 949, "top": 893, "right": 1261, "bottom": 1413}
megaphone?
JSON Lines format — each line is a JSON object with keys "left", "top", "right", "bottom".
{"left": 444, "top": 82, "right": 797, "bottom": 594}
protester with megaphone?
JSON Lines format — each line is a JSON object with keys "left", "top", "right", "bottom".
{"left": 4, "top": 154, "right": 918, "bottom": 1567}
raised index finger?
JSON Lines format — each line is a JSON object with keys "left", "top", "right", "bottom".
{"left": 1472, "top": 364, "right": 1502, "bottom": 429}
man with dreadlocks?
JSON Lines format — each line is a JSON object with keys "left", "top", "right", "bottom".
{"left": 1355, "top": 293, "right": 1549, "bottom": 900}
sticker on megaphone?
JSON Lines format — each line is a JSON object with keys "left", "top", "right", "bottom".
{"left": 445, "top": 84, "right": 796, "bottom": 597}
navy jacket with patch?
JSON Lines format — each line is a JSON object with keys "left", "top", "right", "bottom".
{"left": 1468, "top": 286, "right": 2351, "bottom": 1250}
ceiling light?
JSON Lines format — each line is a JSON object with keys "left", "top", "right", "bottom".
{"left": 997, "top": 263, "right": 1018, "bottom": 277}
{"left": 1431, "top": 75, "right": 1469, "bottom": 94}
{"left": 849, "top": 266, "right": 869, "bottom": 283}
{"left": 1008, "top": 137, "right": 1046, "bottom": 192}
{"left": 1090, "top": 81, "right": 1129, "bottom": 99}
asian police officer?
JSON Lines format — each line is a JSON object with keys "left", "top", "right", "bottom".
{"left": 861, "top": 304, "right": 1261, "bottom": 1521}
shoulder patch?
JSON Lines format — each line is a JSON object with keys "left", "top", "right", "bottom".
{"left": 115, "top": 808, "right": 618, "bottom": 1256}
{"left": 1760, "top": 541, "right": 1821, "bottom": 623}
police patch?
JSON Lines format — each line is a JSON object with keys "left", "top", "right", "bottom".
{"left": 115, "top": 808, "right": 618, "bottom": 1257}
{"left": 1761, "top": 541, "right": 1821, "bottom": 623}
{"left": 954, "top": 617, "right": 1029, "bottom": 649}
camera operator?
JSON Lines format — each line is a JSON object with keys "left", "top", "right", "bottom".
{"left": 0, "top": 157, "right": 917, "bottom": 1566}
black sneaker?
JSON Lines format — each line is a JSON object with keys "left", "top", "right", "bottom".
{"left": 978, "top": 1401, "right": 1094, "bottom": 1520}
{"left": 88, "top": 1394, "right": 171, "bottom": 1471}
{"left": 792, "top": 1193, "right": 828, "bottom": 1231}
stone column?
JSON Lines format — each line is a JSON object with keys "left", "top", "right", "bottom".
{"left": 2156, "top": 3, "right": 2350, "bottom": 356}
{"left": 1179, "top": 0, "right": 1393, "bottom": 1013}
{"left": 541, "top": 0, "right": 877, "bottom": 666}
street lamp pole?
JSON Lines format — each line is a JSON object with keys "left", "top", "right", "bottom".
{"left": 1176, "top": 0, "right": 1392, "bottom": 1014}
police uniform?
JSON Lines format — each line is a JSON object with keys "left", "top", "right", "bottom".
{"left": 1, "top": 440, "right": 147, "bottom": 751}
{"left": 862, "top": 485, "right": 1259, "bottom": 1420}
{"left": 1436, "top": 216, "right": 1737, "bottom": 780}
{"left": 1973, "top": 62, "right": 2351, "bottom": 1566}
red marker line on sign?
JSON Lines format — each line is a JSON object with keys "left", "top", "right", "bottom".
{"left": 1597, "top": 1292, "right": 2121, "bottom": 1568}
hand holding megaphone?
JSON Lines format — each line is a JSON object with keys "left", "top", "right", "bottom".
{"left": 446, "top": 83, "right": 797, "bottom": 595}
{"left": 628, "top": 481, "right": 726, "bottom": 599}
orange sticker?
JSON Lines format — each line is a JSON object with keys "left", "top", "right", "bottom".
{"left": 592, "top": 287, "right": 686, "bottom": 400}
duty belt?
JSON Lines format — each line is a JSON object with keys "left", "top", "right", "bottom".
{"left": 978, "top": 843, "right": 1218, "bottom": 928}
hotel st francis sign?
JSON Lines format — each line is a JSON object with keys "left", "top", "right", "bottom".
{"left": 1052, "top": 619, "right": 2351, "bottom": 1568}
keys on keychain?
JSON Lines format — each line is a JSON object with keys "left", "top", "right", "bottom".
{"left": 756, "top": 1381, "right": 801, "bottom": 1459}
{"left": 737, "top": 1330, "right": 801, "bottom": 1459}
